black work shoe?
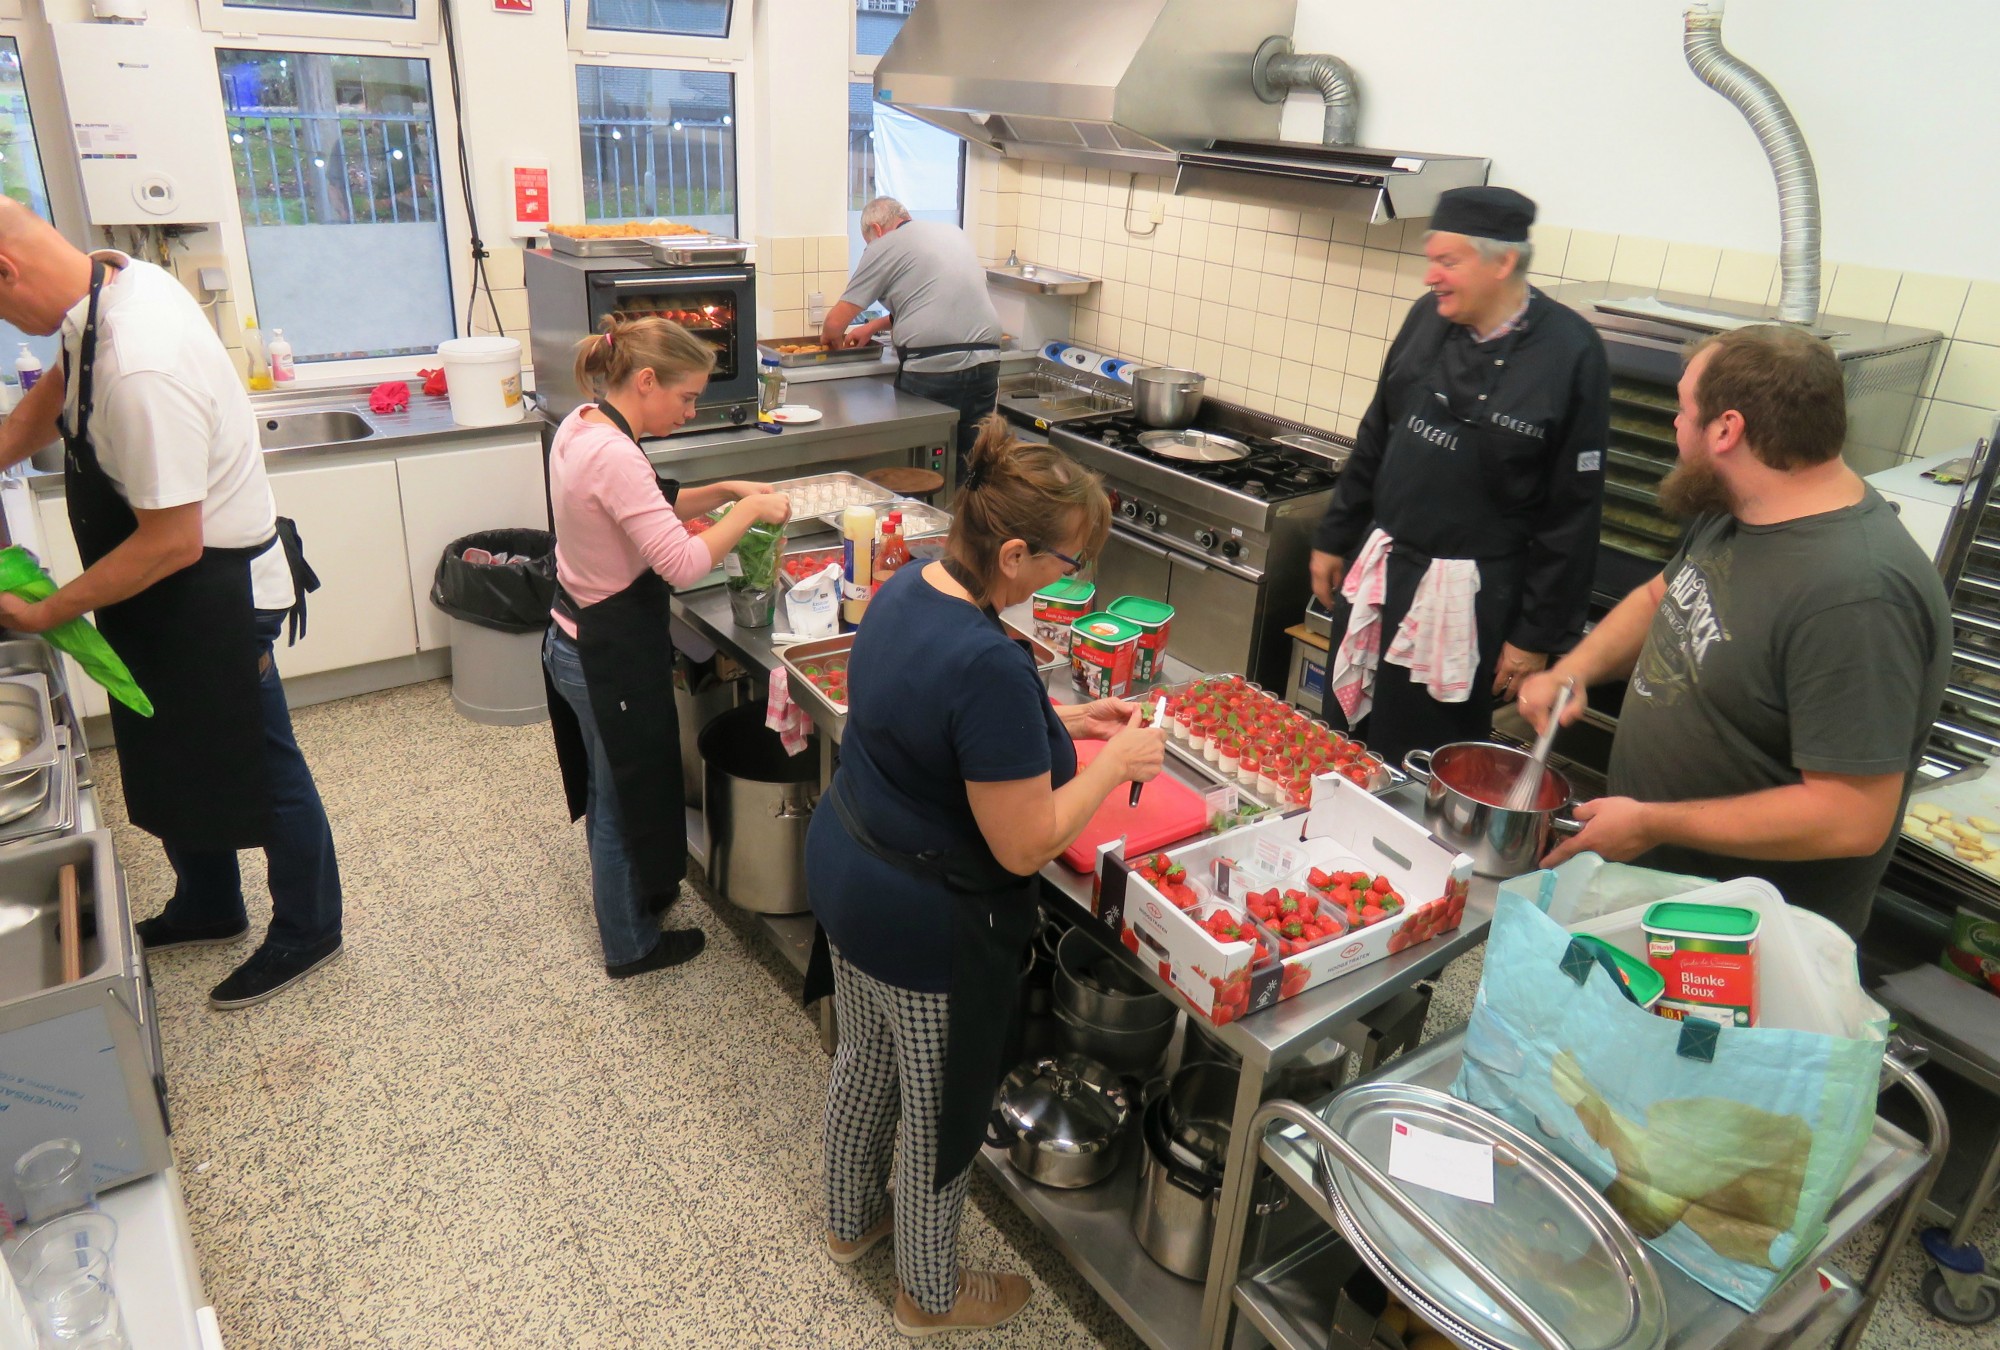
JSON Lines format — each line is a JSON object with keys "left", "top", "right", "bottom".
{"left": 134, "top": 913, "right": 250, "bottom": 952}
{"left": 606, "top": 928, "right": 705, "bottom": 979}
{"left": 209, "top": 938, "right": 343, "bottom": 1009}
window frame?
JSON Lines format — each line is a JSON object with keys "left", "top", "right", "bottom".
{"left": 208, "top": 32, "right": 472, "bottom": 384}
{"left": 571, "top": 55, "right": 754, "bottom": 242}
{"left": 849, "top": 0, "right": 913, "bottom": 80}
{"left": 195, "top": 0, "right": 441, "bottom": 49}
{"left": 567, "top": 0, "right": 748, "bottom": 64}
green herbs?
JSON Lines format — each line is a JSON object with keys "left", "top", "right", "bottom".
{"left": 720, "top": 513, "right": 786, "bottom": 592}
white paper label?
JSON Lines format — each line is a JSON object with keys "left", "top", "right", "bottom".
{"left": 1386, "top": 1118, "right": 1494, "bottom": 1204}
{"left": 1253, "top": 836, "right": 1306, "bottom": 879}
{"left": 1205, "top": 784, "right": 1238, "bottom": 818}
{"left": 722, "top": 552, "right": 744, "bottom": 577}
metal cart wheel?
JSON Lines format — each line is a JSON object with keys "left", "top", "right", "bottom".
{"left": 1920, "top": 1266, "right": 2000, "bottom": 1326}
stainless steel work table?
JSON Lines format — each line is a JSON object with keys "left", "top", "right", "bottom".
{"left": 669, "top": 577, "right": 1499, "bottom": 1350}
{"left": 642, "top": 377, "right": 958, "bottom": 489}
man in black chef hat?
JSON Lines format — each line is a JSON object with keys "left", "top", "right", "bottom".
{"left": 1309, "top": 185, "right": 1609, "bottom": 762}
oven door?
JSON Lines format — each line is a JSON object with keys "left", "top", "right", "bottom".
{"left": 1097, "top": 526, "right": 1261, "bottom": 678}
{"left": 589, "top": 267, "right": 759, "bottom": 430}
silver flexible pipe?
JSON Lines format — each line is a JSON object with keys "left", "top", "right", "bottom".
{"left": 1684, "top": 3, "right": 1822, "bottom": 323}
{"left": 1264, "top": 50, "right": 1359, "bottom": 147}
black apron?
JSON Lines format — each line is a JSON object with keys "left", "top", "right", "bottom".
{"left": 543, "top": 401, "right": 688, "bottom": 909}
{"left": 893, "top": 340, "right": 1001, "bottom": 366}
{"left": 63, "top": 258, "right": 314, "bottom": 849}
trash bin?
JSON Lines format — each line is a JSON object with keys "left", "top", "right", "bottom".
{"left": 675, "top": 652, "right": 741, "bottom": 810}
{"left": 431, "top": 528, "right": 556, "bottom": 726}
{"left": 699, "top": 702, "right": 817, "bottom": 915}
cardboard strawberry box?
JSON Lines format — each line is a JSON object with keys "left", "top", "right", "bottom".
{"left": 1104, "top": 773, "right": 1474, "bottom": 1024}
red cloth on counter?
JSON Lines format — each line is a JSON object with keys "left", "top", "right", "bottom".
{"left": 368, "top": 381, "right": 411, "bottom": 413}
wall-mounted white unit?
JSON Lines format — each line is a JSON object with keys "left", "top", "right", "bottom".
{"left": 51, "top": 24, "right": 235, "bottom": 226}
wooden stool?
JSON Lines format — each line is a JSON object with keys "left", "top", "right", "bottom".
{"left": 864, "top": 466, "right": 946, "bottom": 504}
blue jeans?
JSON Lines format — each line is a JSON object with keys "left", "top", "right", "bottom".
{"left": 896, "top": 362, "right": 999, "bottom": 482}
{"left": 543, "top": 628, "right": 657, "bottom": 966}
{"left": 160, "top": 611, "right": 342, "bottom": 953}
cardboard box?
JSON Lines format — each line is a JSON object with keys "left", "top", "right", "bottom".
{"left": 1108, "top": 774, "right": 1473, "bottom": 1023}
{"left": 1941, "top": 906, "right": 2000, "bottom": 997}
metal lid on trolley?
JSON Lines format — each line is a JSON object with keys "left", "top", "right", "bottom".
{"left": 1314, "top": 1083, "right": 1669, "bottom": 1350}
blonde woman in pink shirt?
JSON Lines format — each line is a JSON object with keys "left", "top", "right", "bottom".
{"left": 543, "top": 315, "right": 791, "bottom": 977}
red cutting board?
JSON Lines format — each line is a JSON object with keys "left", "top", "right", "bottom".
{"left": 1058, "top": 741, "right": 1211, "bottom": 872}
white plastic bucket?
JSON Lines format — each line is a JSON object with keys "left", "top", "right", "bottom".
{"left": 437, "top": 337, "right": 524, "bottom": 426}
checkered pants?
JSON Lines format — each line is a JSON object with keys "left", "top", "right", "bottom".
{"left": 823, "top": 945, "right": 973, "bottom": 1315}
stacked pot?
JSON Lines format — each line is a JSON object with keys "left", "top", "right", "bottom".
{"left": 1052, "top": 927, "right": 1175, "bottom": 1079}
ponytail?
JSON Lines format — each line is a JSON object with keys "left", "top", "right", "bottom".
{"left": 571, "top": 312, "right": 717, "bottom": 401}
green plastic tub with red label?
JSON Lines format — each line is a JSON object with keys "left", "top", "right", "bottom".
{"left": 1068, "top": 612, "right": 1141, "bottom": 699}
{"left": 1643, "top": 900, "right": 1761, "bottom": 1027}
{"left": 1106, "top": 595, "right": 1174, "bottom": 684}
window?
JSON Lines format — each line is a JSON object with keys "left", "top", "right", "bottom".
{"left": 226, "top": 0, "right": 415, "bottom": 16}
{"left": 0, "top": 39, "right": 58, "bottom": 380}
{"left": 846, "top": 82, "right": 962, "bottom": 268}
{"left": 853, "top": 0, "right": 908, "bottom": 57}
{"left": 585, "top": 0, "right": 729, "bottom": 39}
{"left": 219, "top": 50, "right": 456, "bottom": 364}
{"left": 198, "top": 0, "right": 437, "bottom": 46}
{"left": 576, "top": 67, "right": 736, "bottom": 235}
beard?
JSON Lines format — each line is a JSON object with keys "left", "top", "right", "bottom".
{"left": 1657, "top": 451, "right": 1736, "bottom": 520}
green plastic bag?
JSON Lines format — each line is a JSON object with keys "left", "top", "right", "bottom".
{"left": 0, "top": 546, "right": 153, "bottom": 716}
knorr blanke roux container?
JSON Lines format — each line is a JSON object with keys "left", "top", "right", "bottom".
{"left": 1032, "top": 578, "right": 1096, "bottom": 656}
{"left": 1069, "top": 612, "right": 1140, "bottom": 699}
{"left": 1643, "top": 900, "right": 1760, "bottom": 1028}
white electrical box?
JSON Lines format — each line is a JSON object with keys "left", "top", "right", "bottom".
{"left": 51, "top": 24, "right": 236, "bottom": 226}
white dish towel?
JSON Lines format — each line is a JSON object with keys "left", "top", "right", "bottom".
{"left": 1328, "top": 527, "right": 1482, "bottom": 721}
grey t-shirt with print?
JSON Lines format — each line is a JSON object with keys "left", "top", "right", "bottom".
{"left": 1607, "top": 488, "right": 1950, "bottom": 935}
{"left": 840, "top": 220, "right": 1002, "bottom": 373}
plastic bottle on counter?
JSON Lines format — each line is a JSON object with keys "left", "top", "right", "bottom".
{"left": 267, "top": 328, "right": 296, "bottom": 383}
{"left": 243, "top": 315, "right": 272, "bottom": 391}
{"left": 13, "top": 344, "right": 40, "bottom": 394}
{"left": 758, "top": 355, "right": 786, "bottom": 414}
{"left": 841, "top": 504, "right": 875, "bottom": 626}
{"left": 873, "top": 513, "right": 912, "bottom": 591}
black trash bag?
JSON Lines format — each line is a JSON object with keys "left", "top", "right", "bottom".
{"left": 430, "top": 528, "right": 557, "bottom": 634}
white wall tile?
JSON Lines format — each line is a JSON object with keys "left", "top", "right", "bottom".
{"left": 1364, "top": 219, "right": 1405, "bottom": 251}
{"left": 1257, "top": 273, "right": 1291, "bottom": 316}
{"left": 1609, "top": 235, "right": 1668, "bottom": 289}
{"left": 1351, "top": 292, "right": 1393, "bottom": 339}
{"left": 1358, "top": 248, "right": 1400, "bottom": 296}
{"left": 1181, "top": 220, "right": 1211, "bottom": 260}
{"left": 1240, "top": 203, "right": 1271, "bottom": 231}
{"left": 1143, "top": 328, "right": 1172, "bottom": 363}
{"left": 1078, "top": 238, "right": 1105, "bottom": 277}
{"left": 1057, "top": 237, "right": 1082, "bottom": 270}
{"left": 1314, "top": 326, "right": 1351, "bottom": 371}
{"left": 1283, "top": 318, "right": 1316, "bottom": 355}
{"left": 1195, "top": 337, "right": 1225, "bottom": 375}
{"left": 1348, "top": 334, "right": 1387, "bottom": 377}
{"left": 1151, "top": 254, "right": 1180, "bottom": 292}
{"left": 1528, "top": 225, "right": 1570, "bottom": 279}
{"left": 1201, "top": 266, "right": 1234, "bottom": 306}
{"left": 1393, "top": 251, "right": 1432, "bottom": 300}
{"left": 1249, "top": 353, "right": 1281, "bottom": 394}
{"left": 1827, "top": 264, "right": 1901, "bottom": 324}
{"left": 1269, "top": 207, "right": 1301, "bottom": 236}
{"left": 774, "top": 237, "right": 805, "bottom": 273}
{"left": 1204, "top": 223, "right": 1237, "bottom": 266}
{"left": 1225, "top": 306, "right": 1256, "bottom": 348}
{"left": 1318, "top": 286, "right": 1358, "bottom": 330}
{"left": 1325, "top": 243, "right": 1364, "bottom": 290}
{"left": 1155, "top": 217, "right": 1184, "bottom": 255}
{"left": 1711, "top": 250, "right": 1776, "bottom": 304}
{"left": 1233, "top": 231, "right": 1267, "bottom": 273}
{"left": 1172, "top": 293, "right": 1203, "bottom": 334}
{"left": 1914, "top": 399, "right": 1999, "bottom": 457}
{"left": 1253, "top": 313, "right": 1286, "bottom": 356}
{"left": 1308, "top": 365, "right": 1344, "bottom": 410}
{"left": 1330, "top": 214, "right": 1368, "bottom": 246}
{"left": 1168, "top": 332, "right": 1198, "bottom": 369}
{"left": 1278, "top": 360, "right": 1313, "bottom": 402}
{"left": 1890, "top": 273, "right": 1971, "bottom": 334}
{"left": 1292, "top": 239, "right": 1329, "bottom": 284}
{"left": 1221, "top": 346, "right": 1253, "bottom": 386}
{"left": 1958, "top": 282, "right": 2000, "bottom": 345}
{"left": 1180, "top": 194, "right": 1211, "bottom": 222}
{"left": 1298, "top": 211, "right": 1333, "bottom": 242}
{"left": 1264, "top": 233, "right": 1298, "bottom": 278}
{"left": 1659, "top": 242, "right": 1721, "bottom": 296}
{"left": 1935, "top": 342, "right": 2000, "bottom": 408}
{"left": 1179, "top": 260, "right": 1207, "bottom": 296}
{"left": 1562, "top": 230, "right": 1617, "bottom": 283}
{"left": 1209, "top": 199, "right": 1240, "bottom": 227}
{"left": 1274, "top": 399, "right": 1307, "bottom": 421}
{"left": 1148, "top": 289, "right": 1175, "bottom": 327}
{"left": 1338, "top": 376, "right": 1377, "bottom": 420}
{"left": 1074, "top": 311, "right": 1099, "bottom": 345}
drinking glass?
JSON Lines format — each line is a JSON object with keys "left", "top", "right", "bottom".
{"left": 13, "top": 1140, "right": 90, "bottom": 1225}
{"left": 24, "top": 1245, "right": 118, "bottom": 1343}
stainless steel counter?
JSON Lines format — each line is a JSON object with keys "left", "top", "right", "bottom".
{"left": 642, "top": 377, "right": 957, "bottom": 488}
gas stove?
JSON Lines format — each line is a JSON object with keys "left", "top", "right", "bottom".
{"left": 1063, "top": 414, "right": 1343, "bottom": 501}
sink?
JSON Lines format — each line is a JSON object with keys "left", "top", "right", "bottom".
{"left": 986, "top": 264, "right": 1098, "bottom": 297}
{"left": 257, "top": 409, "right": 376, "bottom": 451}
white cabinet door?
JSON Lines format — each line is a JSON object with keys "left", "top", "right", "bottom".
{"left": 30, "top": 490, "right": 110, "bottom": 720}
{"left": 395, "top": 437, "right": 549, "bottom": 651}
{"left": 268, "top": 461, "right": 418, "bottom": 677}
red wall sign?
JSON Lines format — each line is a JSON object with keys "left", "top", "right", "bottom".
{"left": 513, "top": 165, "right": 549, "bottom": 224}
{"left": 494, "top": 0, "right": 531, "bottom": 12}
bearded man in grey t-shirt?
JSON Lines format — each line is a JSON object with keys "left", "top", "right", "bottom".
{"left": 1517, "top": 324, "right": 1950, "bottom": 935}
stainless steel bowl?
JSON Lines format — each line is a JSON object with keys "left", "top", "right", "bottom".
{"left": 1054, "top": 926, "right": 1173, "bottom": 1030}
{"left": 1402, "top": 742, "right": 1579, "bottom": 878}
{"left": 1053, "top": 1002, "right": 1175, "bottom": 1080}
{"left": 990, "top": 1054, "right": 1133, "bottom": 1189}
{"left": 1130, "top": 367, "right": 1206, "bottom": 429}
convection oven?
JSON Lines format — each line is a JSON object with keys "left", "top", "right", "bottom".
{"left": 524, "top": 248, "right": 759, "bottom": 432}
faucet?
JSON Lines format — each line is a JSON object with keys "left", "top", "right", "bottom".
{"left": 1005, "top": 247, "right": 1019, "bottom": 267}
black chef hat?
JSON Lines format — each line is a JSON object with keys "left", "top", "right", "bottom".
{"left": 1430, "top": 186, "right": 1536, "bottom": 243}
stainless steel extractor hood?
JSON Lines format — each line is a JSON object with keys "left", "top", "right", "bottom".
{"left": 873, "top": 0, "right": 1296, "bottom": 175}
{"left": 874, "top": 0, "right": 1488, "bottom": 221}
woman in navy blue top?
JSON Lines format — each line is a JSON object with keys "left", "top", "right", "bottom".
{"left": 807, "top": 415, "right": 1164, "bottom": 1335}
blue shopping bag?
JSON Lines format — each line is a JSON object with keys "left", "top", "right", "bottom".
{"left": 1452, "top": 890, "right": 1886, "bottom": 1310}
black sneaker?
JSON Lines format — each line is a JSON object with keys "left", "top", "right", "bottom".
{"left": 134, "top": 913, "right": 250, "bottom": 952}
{"left": 209, "top": 938, "right": 343, "bottom": 1009}
{"left": 605, "top": 928, "right": 705, "bottom": 979}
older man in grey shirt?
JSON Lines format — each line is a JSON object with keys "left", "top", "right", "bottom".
{"left": 822, "top": 196, "right": 1002, "bottom": 476}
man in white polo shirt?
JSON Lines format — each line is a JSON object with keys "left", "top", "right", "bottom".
{"left": 0, "top": 201, "right": 342, "bottom": 1009}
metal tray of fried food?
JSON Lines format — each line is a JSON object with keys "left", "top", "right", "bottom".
{"left": 771, "top": 471, "right": 896, "bottom": 523}
{"left": 816, "top": 497, "right": 952, "bottom": 540}
{"left": 758, "top": 335, "right": 888, "bottom": 368}
{"left": 547, "top": 223, "right": 708, "bottom": 256}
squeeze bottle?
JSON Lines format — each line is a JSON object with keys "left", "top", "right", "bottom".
{"left": 267, "top": 329, "right": 296, "bottom": 383}
{"left": 841, "top": 505, "right": 875, "bottom": 626}
{"left": 13, "top": 344, "right": 41, "bottom": 393}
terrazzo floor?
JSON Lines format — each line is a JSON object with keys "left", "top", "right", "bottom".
{"left": 95, "top": 678, "right": 1998, "bottom": 1349}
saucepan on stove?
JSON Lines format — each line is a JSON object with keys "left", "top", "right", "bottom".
{"left": 1402, "top": 742, "right": 1583, "bottom": 879}
{"left": 1130, "top": 367, "right": 1205, "bottom": 429}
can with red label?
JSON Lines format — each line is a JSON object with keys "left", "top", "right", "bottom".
{"left": 1069, "top": 612, "right": 1141, "bottom": 699}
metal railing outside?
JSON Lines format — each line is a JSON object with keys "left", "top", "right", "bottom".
{"left": 579, "top": 116, "right": 734, "bottom": 223}
{"left": 227, "top": 111, "right": 441, "bottom": 228}
{"left": 849, "top": 124, "right": 876, "bottom": 209}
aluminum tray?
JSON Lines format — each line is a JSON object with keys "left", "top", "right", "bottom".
{"left": 781, "top": 619, "right": 1062, "bottom": 727}
{"left": 0, "top": 639, "right": 74, "bottom": 729}
{"left": 1151, "top": 672, "right": 1408, "bottom": 799}
{"left": 757, "top": 335, "right": 888, "bottom": 368}
{"left": 0, "top": 674, "right": 62, "bottom": 780}
{"left": 652, "top": 238, "right": 750, "bottom": 266}
{"left": 0, "top": 728, "right": 75, "bottom": 847}
{"left": 771, "top": 471, "right": 895, "bottom": 520}
{"left": 547, "top": 234, "right": 659, "bottom": 257}
{"left": 816, "top": 497, "right": 952, "bottom": 540}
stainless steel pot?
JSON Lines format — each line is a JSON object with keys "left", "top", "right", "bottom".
{"left": 1130, "top": 367, "right": 1206, "bottom": 429}
{"left": 1053, "top": 1002, "right": 1175, "bottom": 1080}
{"left": 699, "top": 703, "right": 817, "bottom": 913}
{"left": 1402, "top": 742, "right": 1581, "bottom": 879}
{"left": 1182, "top": 1018, "right": 1349, "bottom": 1105}
{"left": 1054, "top": 926, "right": 1173, "bottom": 1030}
{"left": 1131, "top": 1090, "right": 1224, "bottom": 1279}
{"left": 989, "top": 1054, "right": 1133, "bottom": 1189}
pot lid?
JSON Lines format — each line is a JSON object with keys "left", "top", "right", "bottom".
{"left": 1316, "top": 1084, "right": 1667, "bottom": 1350}
{"left": 1137, "top": 429, "right": 1250, "bottom": 463}
{"left": 997, "top": 1055, "right": 1132, "bottom": 1156}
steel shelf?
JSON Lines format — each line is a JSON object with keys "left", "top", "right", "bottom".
{"left": 975, "top": 1142, "right": 1204, "bottom": 1350}
{"left": 1232, "top": 1228, "right": 1354, "bottom": 1350}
